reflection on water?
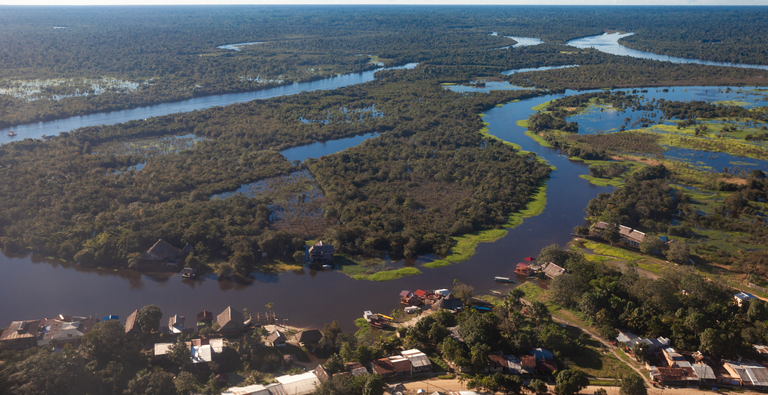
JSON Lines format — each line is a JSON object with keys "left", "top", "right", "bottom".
{"left": 0, "top": 63, "right": 418, "bottom": 143}
{"left": 217, "top": 42, "right": 263, "bottom": 51}
{"left": 502, "top": 65, "right": 580, "bottom": 75}
{"left": 280, "top": 132, "right": 379, "bottom": 163}
{"left": 0, "top": 89, "right": 606, "bottom": 331}
{"left": 567, "top": 33, "right": 768, "bottom": 70}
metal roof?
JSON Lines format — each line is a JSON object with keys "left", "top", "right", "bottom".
{"left": 402, "top": 349, "right": 432, "bottom": 369}
{"left": 275, "top": 371, "right": 320, "bottom": 395}
{"left": 693, "top": 364, "right": 716, "bottom": 380}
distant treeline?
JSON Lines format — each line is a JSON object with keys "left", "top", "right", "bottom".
{"left": 2, "top": 7, "right": 768, "bottom": 126}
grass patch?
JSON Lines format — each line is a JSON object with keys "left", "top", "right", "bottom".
{"left": 525, "top": 130, "right": 554, "bottom": 148}
{"left": 517, "top": 281, "right": 545, "bottom": 302}
{"left": 505, "top": 184, "right": 548, "bottom": 228}
{"left": 583, "top": 241, "right": 644, "bottom": 261}
{"left": 256, "top": 259, "right": 303, "bottom": 273}
{"left": 444, "top": 229, "right": 508, "bottom": 263}
{"left": 579, "top": 174, "right": 624, "bottom": 187}
{"left": 531, "top": 100, "right": 552, "bottom": 111}
{"left": 713, "top": 100, "right": 750, "bottom": 107}
{"left": 423, "top": 259, "right": 451, "bottom": 268}
{"left": 516, "top": 119, "right": 529, "bottom": 128}
{"left": 589, "top": 380, "right": 620, "bottom": 387}
{"left": 352, "top": 267, "right": 421, "bottom": 281}
{"left": 584, "top": 254, "right": 608, "bottom": 264}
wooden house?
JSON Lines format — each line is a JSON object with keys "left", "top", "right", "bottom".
{"left": 217, "top": 306, "right": 245, "bottom": 334}
{"left": 399, "top": 290, "right": 421, "bottom": 306}
{"left": 515, "top": 263, "right": 533, "bottom": 276}
{"left": 267, "top": 330, "right": 286, "bottom": 347}
{"left": 38, "top": 315, "right": 98, "bottom": 346}
{"left": 124, "top": 309, "right": 142, "bottom": 336}
{"left": 308, "top": 241, "right": 334, "bottom": 263}
{"left": 520, "top": 355, "right": 536, "bottom": 373}
{"left": 197, "top": 310, "right": 213, "bottom": 326}
{"left": 144, "top": 239, "right": 192, "bottom": 263}
{"left": 0, "top": 320, "right": 40, "bottom": 350}
{"left": 543, "top": 263, "right": 565, "bottom": 279}
{"left": 296, "top": 329, "right": 323, "bottom": 346}
{"left": 370, "top": 358, "right": 396, "bottom": 379}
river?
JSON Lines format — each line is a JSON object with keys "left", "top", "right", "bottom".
{"left": 0, "top": 88, "right": 609, "bottom": 331}
{"left": 567, "top": 33, "right": 768, "bottom": 70}
{"left": 1, "top": 39, "right": 767, "bottom": 331}
{"left": 0, "top": 63, "right": 418, "bottom": 143}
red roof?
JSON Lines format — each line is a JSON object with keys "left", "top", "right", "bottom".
{"left": 516, "top": 263, "right": 529, "bottom": 269}
{"left": 414, "top": 289, "right": 428, "bottom": 298}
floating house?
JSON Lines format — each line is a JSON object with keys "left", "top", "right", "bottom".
{"left": 308, "top": 241, "right": 334, "bottom": 263}
{"left": 181, "top": 267, "right": 198, "bottom": 278}
{"left": 515, "top": 263, "right": 533, "bottom": 276}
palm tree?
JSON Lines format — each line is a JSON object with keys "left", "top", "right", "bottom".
{"left": 266, "top": 303, "right": 274, "bottom": 324}
{"left": 529, "top": 301, "right": 550, "bottom": 327}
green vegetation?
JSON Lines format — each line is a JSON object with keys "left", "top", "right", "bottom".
{"left": 443, "top": 229, "right": 509, "bottom": 263}
{"left": 351, "top": 267, "right": 421, "bottom": 281}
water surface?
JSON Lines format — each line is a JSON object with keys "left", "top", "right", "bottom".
{"left": 568, "top": 33, "right": 768, "bottom": 70}
{"left": 0, "top": 63, "right": 418, "bottom": 144}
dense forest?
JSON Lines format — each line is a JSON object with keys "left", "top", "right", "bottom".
{"left": 0, "top": 64, "right": 550, "bottom": 270}
{"left": 2, "top": 6, "right": 768, "bottom": 126}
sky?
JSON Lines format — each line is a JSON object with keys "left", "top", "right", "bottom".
{"left": 1, "top": 0, "right": 768, "bottom": 5}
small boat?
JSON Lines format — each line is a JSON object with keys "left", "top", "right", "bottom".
{"left": 322, "top": 264, "right": 332, "bottom": 268}
{"left": 494, "top": 276, "right": 514, "bottom": 283}
{"left": 7, "top": 131, "right": 17, "bottom": 137}
{"left": 404, "top": 306, "right": 420, "bottom": 314}
{"left": 181, "top": 267, "right": 199, "bottom": 279}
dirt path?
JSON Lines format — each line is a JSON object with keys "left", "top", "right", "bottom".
{"left": 401, "top": 379, "right": 758, "bottom": 395}
{"left": 548, "top": 314, "right": 652, "bottom": 386}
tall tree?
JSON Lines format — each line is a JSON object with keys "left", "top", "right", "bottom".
{"left": 137, "top": 305, "right": 163, "bottom": 334}
{"left": 554, "top": 369, "right": 590, "bottom": 395}
{"left": 620, "top": 374, "right": 647, "bottom": 395}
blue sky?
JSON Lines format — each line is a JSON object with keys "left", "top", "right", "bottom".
{"left": 2, "top": 0, "right": 768, "bottom": 5}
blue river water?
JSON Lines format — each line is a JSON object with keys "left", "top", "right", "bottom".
{"left": 0, "top": 63, "right": 417, "bottom": 144}
{"left": 1, "top": 35, "right": 768, "bottom": 330}
{"left": 567, "top": 33, "right": 768, "bottom": 70}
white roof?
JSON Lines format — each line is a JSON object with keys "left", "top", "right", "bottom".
{"left": 388, "top": 355, "right": 410, "bottom": 363}
{"left": 221, "top": 384, "right": 271, "bottom": 395}
{"left": 210, "top": 338, "right": 224, "bottom": 353}
{"left": 735, "top": 292, "right": 757, "bottom": 301}
{"left": 275, "top": 371, "right": 319, "bottom": 395}
{"left": 191, "top": 345, "right": 213, "bottom": 363}
{"left": 401, "top": 349, "right": 431, "bottom": 368}
{"left": 154, "top": 342, "right": 174, "bottom": 356}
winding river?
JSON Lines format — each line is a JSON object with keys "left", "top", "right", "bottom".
{"left": 0, "top": 63, "right": 417, "bottom": 143}
{"left": 1, "top": 36, "right": 768, "bottom": 330}
{"left": 567, "top": 32, "right": 768, "bottom": 70}
{"left": 0, "top": 89, "right": 611, "bottom": 331}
